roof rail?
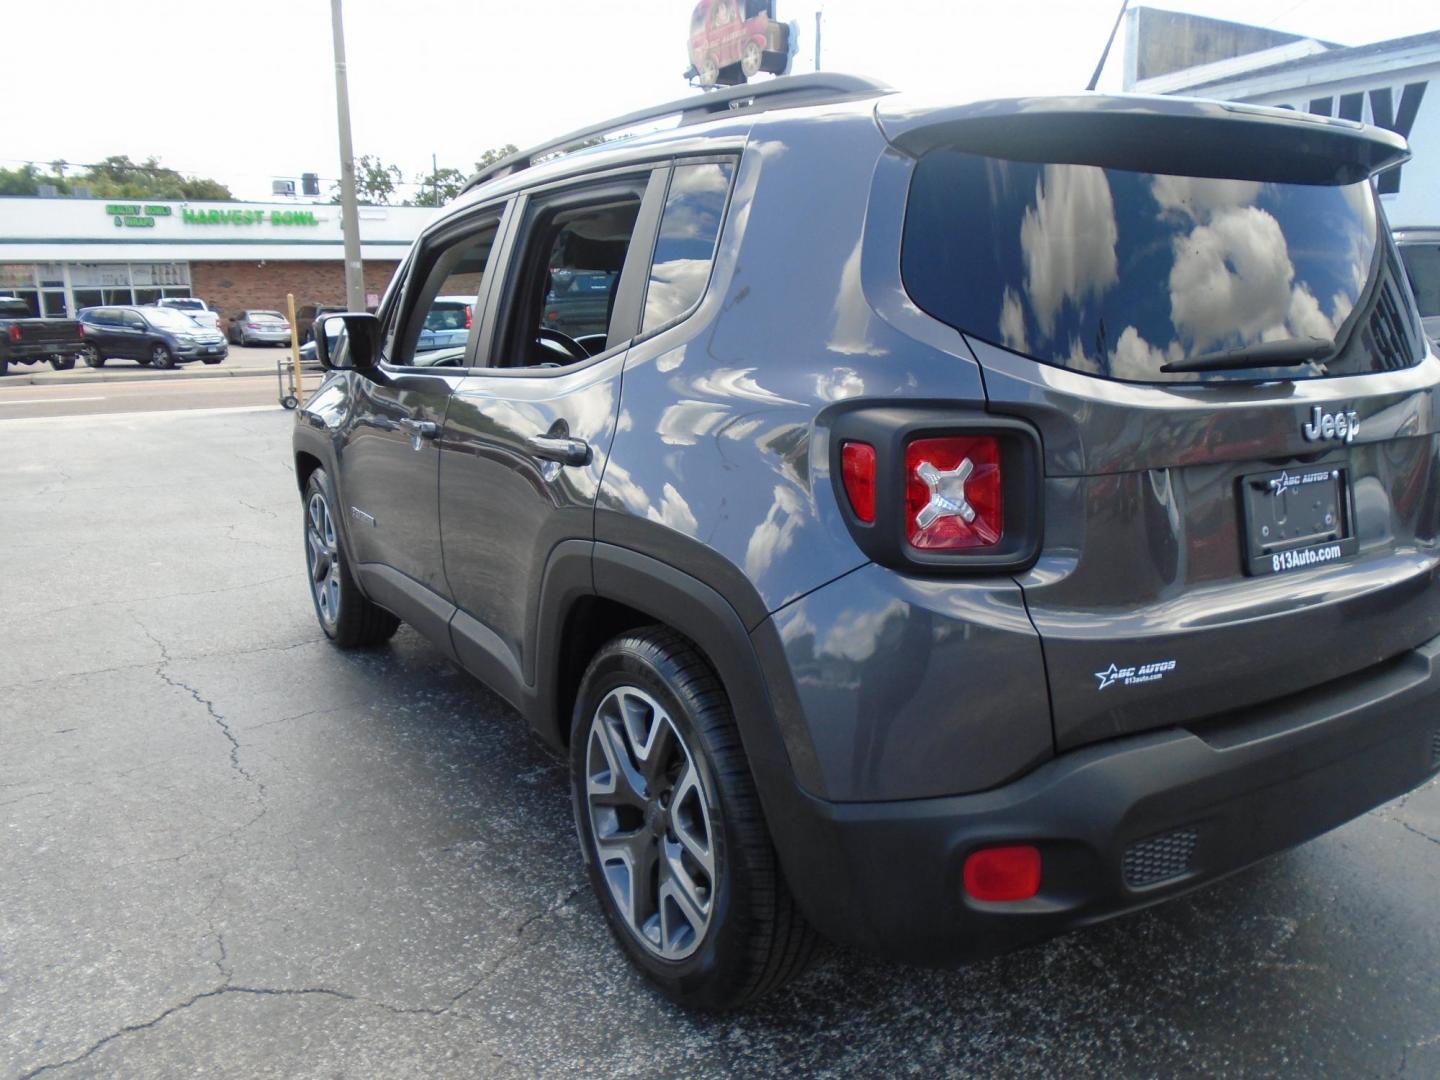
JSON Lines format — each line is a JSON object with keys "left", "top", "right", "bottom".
{"left": 461, "top": 73, "right": 893, "bottom": 194}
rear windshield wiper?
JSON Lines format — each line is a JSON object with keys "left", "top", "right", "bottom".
{"left": 1160, "top": 336, "right": 1333, "bottom": 374}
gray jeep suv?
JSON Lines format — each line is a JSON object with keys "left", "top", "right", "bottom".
{"left": 293, "top": 74, "right": 1440, "bottom": 1009}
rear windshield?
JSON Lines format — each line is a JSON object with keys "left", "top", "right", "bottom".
{"left": 163, "top": 298, "right": 204, "bottom": 310}
{"left": 902, "top": 149, "right": 1418, "bottom": 382}
{"left": 1399, "top": 242, "right": 1440, "bottom": 318}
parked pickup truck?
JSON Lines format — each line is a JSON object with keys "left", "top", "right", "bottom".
{"left": 0, "top": 297, "right": 85, "bottom": 376}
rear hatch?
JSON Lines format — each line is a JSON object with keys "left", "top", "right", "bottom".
{"left": 886, "top": 96, "right": 1440, "bottom": 750}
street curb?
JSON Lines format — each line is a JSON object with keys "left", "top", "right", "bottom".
{"left": 3, "top": 366, "right": 286, "bottom": 387}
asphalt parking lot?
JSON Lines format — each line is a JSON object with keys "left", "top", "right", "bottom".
{"left": 3, "top": 405, "right": 1440, "bottom": 1079}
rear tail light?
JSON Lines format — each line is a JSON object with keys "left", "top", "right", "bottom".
{"left": 829, "top": 410, "right": 1042, "bottom": 573}
{"left": 464, "top": 305, "right": 473, "bottom": 330}
{"left": 905, "top": 436, "right": 1002, "bottom": 550}
{"left": 840, "top": 441, "right": 877, "bottom": 523}
{"left": 8, "top": 324, "right": 20, "bottom": 342}
{"left": 963, "top": 844, "right": 1042, "bottom": 902}
{"left": 78, "top": 323, "right": 85, "bottom": 337}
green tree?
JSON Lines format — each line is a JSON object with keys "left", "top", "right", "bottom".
{"left": 332, "top": 154, "right": 404, "bottom": 206}
{"left": 0, "top": 155, "right": 232, "bottom": 200}
{"left": 0, "top": 163, "right": 45, "bottom": 196}
{"left": 412, "top": 166, "right": 466, "bottom": 208}
{"left": 474, "top": 144, "right": 518, "bottom": 172}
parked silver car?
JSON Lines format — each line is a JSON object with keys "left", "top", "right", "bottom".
{"left": 228, "top": 309, "right": 292, "bottom": 346}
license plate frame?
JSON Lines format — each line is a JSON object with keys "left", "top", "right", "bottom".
{"left": 1238, "top": 464, "right": 1357, "bottom": 577}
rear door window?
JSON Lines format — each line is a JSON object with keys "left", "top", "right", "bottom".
{"left": 902, "top": 149, "right": 1421, "bottom": 382}
{"left": 641, "top": 160, "right": 734, "bottom": 334}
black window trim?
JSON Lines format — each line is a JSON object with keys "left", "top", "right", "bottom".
{"left": 634, "top": 152, "right": 740, "bottom": 345}
{"left": 378, "top": 199, "right": 514, "bottom": 374}
{"left": 471, "top": 166, "right": 668, "bottom": 380}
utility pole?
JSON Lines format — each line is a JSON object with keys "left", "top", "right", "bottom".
{"left": 330, "top": 0, "right": 365, "bottom": 313}
{"left": 814, "top": 9, "right": 822, "bottom": 71}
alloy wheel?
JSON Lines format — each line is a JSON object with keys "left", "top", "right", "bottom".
{"left": 586, "top": 685, "right": 717, "bottom": 961}
{"left": 305, "top": 491, "right": 341, "bottom": 629}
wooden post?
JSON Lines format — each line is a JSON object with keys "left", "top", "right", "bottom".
{"left": 287, "top": 292, "right": 304, "bottom": 408}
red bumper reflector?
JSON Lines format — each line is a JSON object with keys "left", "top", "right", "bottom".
{"left": 963, "top": 844, "right": 1041, "bottom": 901}
{"left": 840, "top": 441, "right": 877, "bottom": 523}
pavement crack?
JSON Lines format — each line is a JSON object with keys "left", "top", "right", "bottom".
{"left": 134, "top": 617, "right": 266, "bottom": 798}
{"left": 17, "top": 985, "right": 431, "bottom": 1079}
{"left": 444, "top": 884, "right": 585, "bottom": 1013}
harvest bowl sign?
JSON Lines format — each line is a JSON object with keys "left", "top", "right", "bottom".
{"left": 105, "top": 203, "right": 322, "bottom": 228}
{"left": 181, "top": 208, "right": 320, "bottom": 226}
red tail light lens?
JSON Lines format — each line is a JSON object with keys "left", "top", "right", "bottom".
{"left": 963, "top": 844, "right": 1041, "bottom": 902}
{"left": 840, "top": 441, "right": 877, "bottom": 523}
{"left": 8, "top": 324, "right": 22, "bottom": 342}
{"left": 464, "top": 305, "right": 473, "bottom": 330}
{"left": 77, "top": 323, "right": 86, "bottom": 337}
{"left": 904, "top": 435, "right": 1002, "bottom": 550}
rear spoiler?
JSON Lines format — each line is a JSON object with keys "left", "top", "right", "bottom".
{"left": 875, "top": 93, "right": 1410, "bottom": 185}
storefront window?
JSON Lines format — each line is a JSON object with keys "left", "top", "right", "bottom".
{"left": 134, "top": 288, "right": 162, "bottom": 306}
{"left": 37, "top": 263, "right": 64, "bottom": 287}
{"left": 42, "top": 292, "right": 68, "bottom": 317}
{"left": 73, "top": 289, "right": 103, "bottom": 311}
{"left": 0, "top": 264, "right": 35, "bottom": 291}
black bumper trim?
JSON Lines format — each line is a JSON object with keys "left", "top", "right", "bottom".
{"left": 764, "top": 634, "right": 1440, "bottom": 966}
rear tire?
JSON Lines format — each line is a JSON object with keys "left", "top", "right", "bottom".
{"left": 0, "top": 356, "right": 8, "bottom": 377}
{"left": 81, "top": 345, "right": 104, "bottom": 368}
{"left": 302, "top": 467, "right": 399, "bottom": 648}
{"left": 571, "top": 627, "right": 818, "bottom": 1010}
{"left": 49, "top": 355, "right": 76, "bottom": 371}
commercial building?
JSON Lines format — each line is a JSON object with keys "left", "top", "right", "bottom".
{"left": 0, "top": 197, "right": 434, "bottom": 318}
{"left": 1124, "top": 7, "right": 1439, "bottom": 227}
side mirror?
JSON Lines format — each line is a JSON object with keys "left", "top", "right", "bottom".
{"left": 314, "top": 312, "right": 382, "bottom": 374}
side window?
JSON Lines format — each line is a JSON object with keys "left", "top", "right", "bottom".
{"left": 497, "top": 180, "right": 647, "bottom": 368}
{"left": 391, "top": 215, "right": 501, "bottom": 369}
{"left": 641, "top": 161, "right": 734, "bottom": 334}
{"left": 124, "top": 311, "right": 146, "bottom": 329}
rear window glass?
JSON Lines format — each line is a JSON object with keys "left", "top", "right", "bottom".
{"left": 1399, "top": 242, "right": 1440, "bottom": 318}
{"left": 901, "top": 149, "right": 1417, "bottom": 382}
{"left": 642, "top": 161, "right": 734, "bottom": 334}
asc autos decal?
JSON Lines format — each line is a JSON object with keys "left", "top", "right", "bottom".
{"left": 1095, "top": 659, "right": 1177, "bottom": 690}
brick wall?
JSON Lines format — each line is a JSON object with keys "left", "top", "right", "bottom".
{"left": 190, "top": 260, "right": 401, "bottom": 318}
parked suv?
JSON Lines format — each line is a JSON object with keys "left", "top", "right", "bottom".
{"left": 292, "top": 75, "right": 1440, "bottom": 1009}
{"left": 78, "top": 305, "right": 227, "bottom": 368}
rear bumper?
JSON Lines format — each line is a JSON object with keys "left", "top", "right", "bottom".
{"left": 770, "top": 633, "right": 1440, "bottom": 966}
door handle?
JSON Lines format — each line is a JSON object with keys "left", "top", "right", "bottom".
{"left": 525, "top": 434, "right": 591, "bottom": 467}
{"left": 397, "top": 418, "right": 440, "bottom": 439}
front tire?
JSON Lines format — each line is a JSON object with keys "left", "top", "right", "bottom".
{"left": 302, "top": 468, "right": 399, "bottom": 648}
{"left": 571, "top": 628, "right": 817, "bottom": 1010}
{"left": 150, "top": 344, "right": 175, "bottom": 369}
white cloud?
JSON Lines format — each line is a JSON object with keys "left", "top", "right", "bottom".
{"left": 1150, "top": 175, "right": 1263, "bottom": 223}
{"left": 1018, "top": 164, "right": 1118, "bottom": 338}
{"left": 1109, "top": 325, "right": 1181, "bottom": 381}
{"left": 999, "top": 286, "right": 1028, "bottom": 353}
{"left": 1168, "top": 206, "right": 1296, "bottom": 351}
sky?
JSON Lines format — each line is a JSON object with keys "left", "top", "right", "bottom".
{"left": 2, "top": 0, "right": 1436, "bottom": 202}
